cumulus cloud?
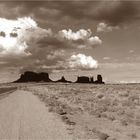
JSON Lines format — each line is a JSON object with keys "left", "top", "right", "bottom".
{"left": 0, "top": 17, "right": 37, "bottom": 57}
{"left": 0, "top": 17, "right": 37, "bottom": 33}
{"left": 34, "top": 28, "right": 102, "bottom": 53}
{"left": 0, "top": 17, "right": 101, "bottom": 73}
{"left": 97, "top": 22, "right": 119, "bottom": 32}
{"left": 87, "top": 36, "right": 102, "bottom": 45}
{"left": 58, "top": 29, "right": 92, "bottom": 40}
{"left": 68, "top": 53, "right": 98, "bottom": 70}
{"left": 58, "top": 29, "right": 102, "bottom": 48}
{"left": 46, "top": 50, "right": 65, "bottom": 60}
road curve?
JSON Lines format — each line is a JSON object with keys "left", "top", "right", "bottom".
{"left": 0, "top": 90, "right": 73, "bottom": 140}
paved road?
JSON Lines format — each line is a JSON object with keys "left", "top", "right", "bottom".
{"left": 0, "top": 90, "right": 73, "bottom": 140}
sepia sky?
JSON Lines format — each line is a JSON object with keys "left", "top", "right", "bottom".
{"left": 0, "top": 0, "right": 140, "bottom": 83}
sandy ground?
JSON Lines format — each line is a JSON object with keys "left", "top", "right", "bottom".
{"left": 0, "top": 89, "right": 73, "bottom": 140}
{"left": 26, "top": 83, "right": 140, "bottom": 140}
{"left": 0, "top": 83, "right": 139, "bottom": 140}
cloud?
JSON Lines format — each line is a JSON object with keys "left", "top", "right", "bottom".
{"left": 45, "top": 1, "right": 139, "bottom": 26}
{"left": 68, "top": 53, "right": 98, "bottom": 70}
{"left": 58, "top": 29, "right": 102, "bottom": 48}
{"left": 129, "top": 50, "right": 134, "bottom": 53}
{"left": 0, "top": 1, "right": 139, "bottom": 29}
{"left": 46, "top": 50, "right": 65, "bottom": 60}
{"left": 35, "top": 28, "right": 102, "bottom": 51}
{"left": 26, "top": 29, "right": 101, "bottom": 70}
{"left": 90, "top": 1, "right": 139, "bottom": 25}
{"left": 97, "top": 22, "right": 119, "bottom": 32}
{"left": 103, "top": 57, "right": 110, "bottom": 60}
{"left": 0, "top": 17, "right": 37, "bottom": 32}
{"left": 0, "top": 17, "right": 37, "bottom": 57}
{"left": 58, "top": 29, "right": 92, "bottom": 40}
{"left": 0, "top": 17, "right": 101, "bottom": 73}
{"left": 87, "top": 36, "right": 102, "bottom": 46}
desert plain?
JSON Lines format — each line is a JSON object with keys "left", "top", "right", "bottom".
{"left": 0, "top": 83, "right": 139, "bottom": 140}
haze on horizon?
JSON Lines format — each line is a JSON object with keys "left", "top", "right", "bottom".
{"left": 0, "top": 0, "right": 140, "bottom": 83}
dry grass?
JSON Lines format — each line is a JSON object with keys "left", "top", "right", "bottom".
{"left": 25, "top": 84, "right": 140, "bottom": 140}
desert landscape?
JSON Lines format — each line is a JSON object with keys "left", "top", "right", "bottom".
{"left": 0, "top": 83, "right": 139, "bottom": 140}
{"left": 0, "top": 0, "right": 140, "bottom": 140}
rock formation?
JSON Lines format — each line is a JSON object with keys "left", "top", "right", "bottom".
{"left": 94, "top": 74, "right": 105, "bottom": 84}
{"left": 76, "top": 75, "right": 104, "bottom": 84}
{"left": 76, "top": 76, "right": 90, "bottom": 83}
{"left": 90, "top": 77, "right": 94, "bottom": 83}
{"left": 14, "top": 71, "right": 52, "bottom": 82}
{"left": 14, "top": 71, "right": 105, "bottom": 84}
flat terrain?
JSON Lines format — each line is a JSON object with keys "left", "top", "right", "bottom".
{"left": 27, "top": 83, "right": 140, "bottom": 140}
{"left": 0, "top": 88, "right": 73, "bottom": 140}
{"left": 0, "top": 83, "right": 139, "bottom": 140}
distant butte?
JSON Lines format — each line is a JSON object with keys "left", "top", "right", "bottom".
{"left": 14, "top": 71, "right": 52, "bottom": 83}
{"left": 75, "top": 75, "right": 104, "bottom": 84}
{"left": 14, "top": 71, "right": 105, "bottom": 84}
{"left": 94, "top": 74, "right": 105, "bottom": 84}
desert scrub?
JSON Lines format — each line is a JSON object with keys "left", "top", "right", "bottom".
{"left": 125, "top": 108, "right": 135, "bottom": 118}
{"left": 118, "top": 91, "right": 129, "bottom": 97}
{"left": 102, "top": 112, "right": 116, "bottom": 121}
{"left": 117, "top": 107, "right": 125, "bottom": 116}
{"left": 61, "top": 115, "right": 76, "bottom": 126}
{"left": 96, "top": 93, "right": 104, "bottom": 99}
{"left": 94, "top": 129, "right": 109, "bottom": 140}
{"left": 98, "top": 97, "right": 112, "bottom": 106}
{"left": 120, "top": 118, "right": 129, "bottom": 126}
{"left": 89, "top": 105, "right": 108, "bottom": 118}
{"left": 111, "top": 98, "right": 119, "bottom": 106}
{"left": 128, "top": 94, "right": 140, "bottom": 105}
{"left": 130, "top": 133, "right": 137, "bottom": 139}
{"left": 121, "top": 99, "right": 135, "bottom": 108}
{"left": 134, "top": 114, "right": 140, "bottom": 126}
